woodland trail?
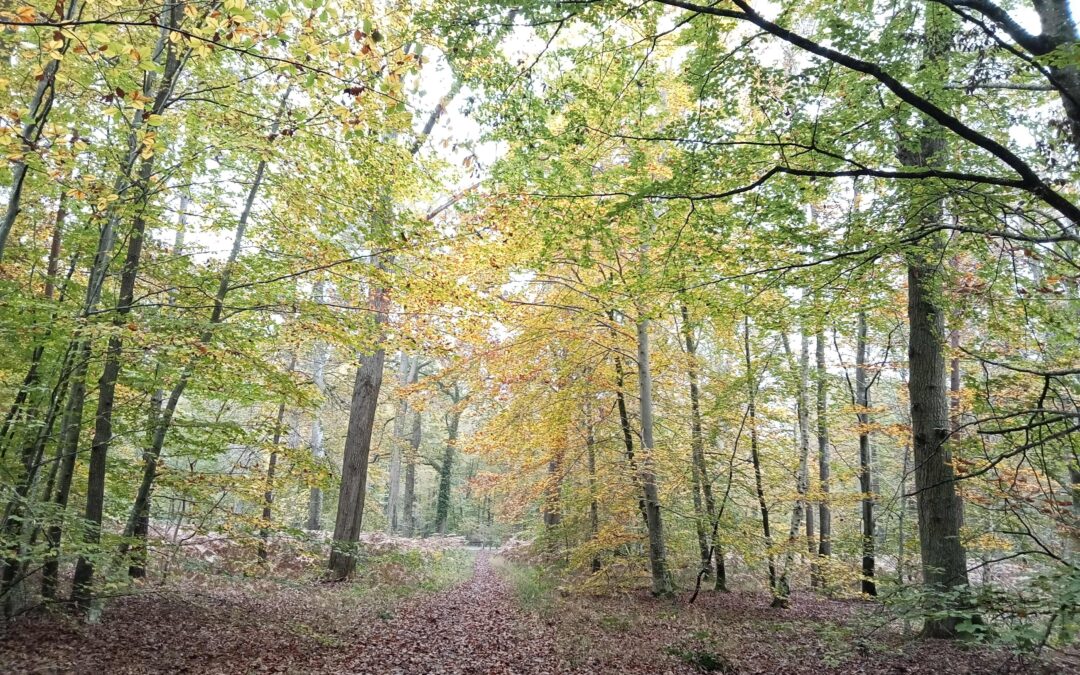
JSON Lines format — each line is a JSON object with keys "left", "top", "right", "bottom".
{"left": 327, "top": 553, "right": 560, "bottom": 674}
{"left": 0, "top": 553, "right": 1059, "bottom": 674}
{"left": 0, "top": 553, "right": 572, "bottom": 675}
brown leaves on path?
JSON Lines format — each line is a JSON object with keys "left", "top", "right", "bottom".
{"left": 326, "top": 553, "right": 560, "bottom": 674}
{"left": 0, "top": 553, "right": 1071, "bottom": 674}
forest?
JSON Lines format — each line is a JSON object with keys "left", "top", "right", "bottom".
{"left": 0, "top": 0, "right": 1078, "bottom": 672}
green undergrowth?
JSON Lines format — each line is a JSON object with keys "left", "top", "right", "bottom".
{"left": 491, "top": 557, "right": 558, "bottom": 615}
{"left": 348, "top": 547, "right": 476, "bottom": 605}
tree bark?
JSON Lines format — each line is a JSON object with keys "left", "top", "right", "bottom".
{"left": 307, "top": 281, "right": 328, "bottom": 531}
{"left": 774, "top": 330, "right": 811, "bottom": 606}
{"left": 118, "top": 88, "right": 289, "bottom": 579}
{"left": 612, "top": 347, "right": 649, "bottom": 527}
{"left": 815, "top": 322, "right": 832, "bottom": 579}
{"left": 327, "top": 287, "right": 387, "bottom": 578}
{"left": 901, "top": 6, "right": 974, "bottom": 636}
{"left": 855, "top": 312, "right": 877, "bottom": 596}
{"left": 385, "top": 353, "right": 417, "bottom": 532}
{"left": 907, "top": 244, "right": 972, "bottom": 636}
{"left": 402, "top": 409, "right": 421, "bottom": 537}
{"left": 745, "top": 317, "right": 776, "bottom": 591}
{"left": 258, "top": 399, "right": 290, "bottom": 564}
{"left": 681, "top": 304, "right": 718, "bottom": 583}
{"left": 586, "top": 412, "right": 601, "bottom": 573}
{"left": 1031, "top": 0, "right": 1080, "bottom": 151}
{"left": 636, "top": 315, "right": 673, "bottom": 597}
{"left": 71, "top": 150, "right": 159, "bottom": 610}
{"left": 434, "top": 396, "right": 461, "bottom": 535}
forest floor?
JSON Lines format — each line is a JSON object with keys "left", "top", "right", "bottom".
{"left": 0, "top": 551, "right": 1068, "bottom": 674}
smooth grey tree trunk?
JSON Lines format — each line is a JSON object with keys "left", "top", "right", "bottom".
{"left": 385, "top": 353, "right": 417, "bottom": 532}
{"left": 307, "top": 281, "right": 328, "bottom": 531}
{"left": 402, "top": 409, "right": 421, "bottom": 537}
{"left": 636, "top": 315, "right": 673, "bottom": 597}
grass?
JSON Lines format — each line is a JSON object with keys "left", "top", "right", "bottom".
{"left": 491, "top": 557, "right": 558, "bottom": 615}
{"left": 349, "top": 547, "right": 476, "bottom": 602}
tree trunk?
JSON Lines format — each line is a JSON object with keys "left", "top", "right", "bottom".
{"left": 0, "top": 192, "right": 72, "bottom": 607}
{"left": 402, "top": 409, "right": 421, "bottom": 537}
{"left": 71, "top": 151, "right": 158, "bottom": 610}
{"left": 854, "top": 312, "right": 877, "bottom": 596}
{"left": 774, "top": 330, "right": 812, "bottom": 606}
{"left": 745, "top": 317, "right": 776, "bottom": 591}
{"left": 118, "top": 88, "right": 289, "bottom": 578}
{"left": 0, "top": 0, "right": 79, "bottom": 259}
{"left": 681, "top": 304, "right": 718, "bottom": 583}
{"left": 815, "top": 322, "right": 832, "bottom": 580}
{"left": 612, "top": 347, "right": 649, "bottom": 527}
{"left": 49, "top": 7, "right": 185, "bottom": 604}
{"left": 327, "top": 297, "right": 387, "bottom": 578}
{"left": 385, "top": 353, "right": 417, "bottom": 532}
{"left": 586, "top": 414, "right": 601, "bottom": 573}
{"left": 907, "top": 244, "right": 972, "bottom": 636}
{"left": 307, "top": 282, "right": 328, "bottom": 531}
{"left": 259, "top": 380, "right": 296, "bottom": 564}
{"left": 1031, "top": 0, "right": 1080, "bottom": 151}
{"left": 636, "top": 315, "right": 673, "bottom": 597}
{"left": 901, "top": 6, "right": 974, "bottom": 636}
{"left": 434, "top": 405, "right": 460, "bottom": 535}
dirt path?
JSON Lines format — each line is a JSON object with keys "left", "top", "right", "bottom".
{"left": 0, "top": 553, "right": 1059, "bottom": 674}
{"left": 328, "top": 553, "right": 559, "bottom": 674}
{"left": 0, "top": 553, "right": 566, "bottom": 675}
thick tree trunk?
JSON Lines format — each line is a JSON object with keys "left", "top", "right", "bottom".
{"left": 855, "top": 312, "right": 877, "bottom": 596}
{"left": 636, "top": 316, "right": 673, "bottom": 597}
{"left": 434, "top": 407, "right": 460, "bottom": 535}
{"left": 907, "top": 245, "right": 972, "bottom": 636}
{"left": 1032, "top": 0, "right": 1080, "bottom": 151}
{"left": 327, "top": 308, "right": 387, "bottom": 578}
{"left": 900, "top": 7, "right": 973, "bottom": 636}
